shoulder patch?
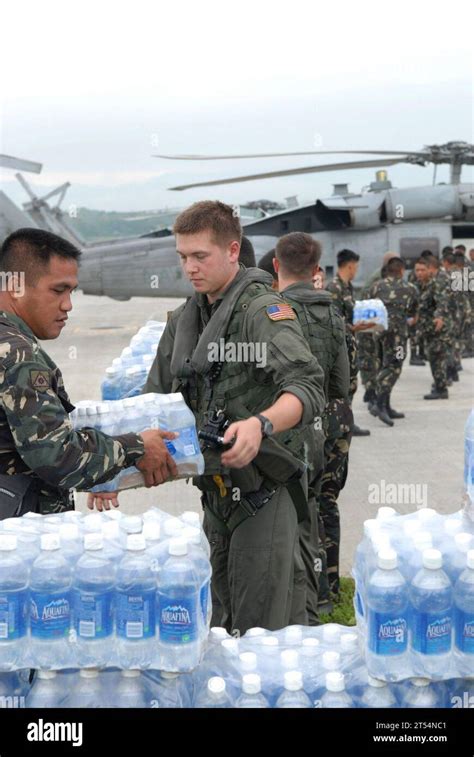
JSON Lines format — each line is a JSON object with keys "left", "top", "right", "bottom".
{"left": 266, "top": 303, "right": 296, "bottom": 321}
{"left": 30, "top": 370, "right": 51, "bottom": 391}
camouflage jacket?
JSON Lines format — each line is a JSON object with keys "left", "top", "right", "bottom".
{"left": 0, "top": 311, "right": 144, "bottom": 513}
{"left": 325, "top": 273, "right": 355, "bottom": 329}
{"left": 417, "top": 273, "right": 452, "bottom": 340}
{"left": 369, "top": 276, "right": 418, "bottom": 336}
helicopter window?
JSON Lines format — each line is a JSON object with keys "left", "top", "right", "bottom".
{"left": 280, "top": 220, "right": 290, "bottom": 233}
{"left": 399, "top": 238, "right": 439, "bottom": 267}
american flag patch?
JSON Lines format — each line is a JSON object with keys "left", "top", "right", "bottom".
{"left": 266, "top": 303, "right": 296, "bottom": 321}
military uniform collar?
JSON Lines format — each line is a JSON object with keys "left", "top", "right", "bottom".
{"left": 281, "top": 281, "right": 315, "bottom": 295}
{"left": 336, "top": 272, "right": 351, "bottom": 288}
{"left": 0, "top": 310, "right": 38, "bottom": 342}
{"left": 195, "top": 264, "right": 248, "bottom": 312}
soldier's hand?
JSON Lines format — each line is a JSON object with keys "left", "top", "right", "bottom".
{"left": 352, "top": 322, "right": 373, "bottom": 333}
{"left": 87, "top": 491, "right": 120, "bottom": 511}
{"left": 136, "top": 429, "right": 179, "bottom": 487}
{"left": 433, "top": 317, "right": 444, "bottom": 332}
{"left": 220, "top": 418, "right": 262, "bottom": 469}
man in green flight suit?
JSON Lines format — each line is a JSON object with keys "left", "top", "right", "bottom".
{"left": 142, "top": 201, "right": 326, "bottom": 635}
{"left": 273, "top": 232, "right": 350, "bottom": 617}
{"left": 0, "top": 228, "right": 177, "bottom": 517}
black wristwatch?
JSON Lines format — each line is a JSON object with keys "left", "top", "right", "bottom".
{"left": 254, "top": 413, "right": 274, "bottom": 438}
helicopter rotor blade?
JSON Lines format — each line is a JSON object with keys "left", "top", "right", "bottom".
{"left": 155, "top": 149, "right": 429, "bottom": 161}
{"left": 168, "top": 157, "right": 409, "bottom": 191}
{"left": 0, "top": 154, "right": 42, "bottom": 173}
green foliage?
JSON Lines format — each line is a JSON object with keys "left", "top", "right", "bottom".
{"left": 319, "top": 576, "right": 356, "bottom": 627}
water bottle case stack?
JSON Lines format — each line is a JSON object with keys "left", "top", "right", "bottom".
{"left": 0, "top": 507, "right": 211, "bottom": 673}
{"left": 353, "top": 299, "right": 388, "bottom": 333}
{"left": 353, "top": 507, "right": 474, "bottom": 681}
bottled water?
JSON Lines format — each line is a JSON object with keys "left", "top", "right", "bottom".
{"left": 366, "top": 549, "right": 409, "bottom": 680}
{"left": 359, "top": 675, "right": 397, "bottom": 708}
{"left": 195, "top": 676, "right": 233, "bottom": 708}
{"left": 208, "top": 626, "right": 230, "bottom": 645}
{"left": 402, "top": 677, "right": 440, "bottom": 708}
{"left": 322, "top": 623, "right": 341, "bottom": 648}
{"left": 67, "top": 668, "right": 103, "bottom": 708}
{"left": 119, "top": 515, "right": 143, "bottom": 548}
{"left": 15, "top": 527, "right": 40, "bottom": 570}
{"left": 101, "top": 367, "right": 122, "bottom": 401}
{"left": 157, "top": 538, "right": 201, "bottom": 672}
{"left": 410, "top": 548, "right": 453, "bottom": 676}
{"left": 181, "top": 526, "right": 212, "bottom": 628}
{"left": 0, "top": 535, "right": 28, "bottom": 671}
{"left": 465, "top": 409, "right": 474, "bottom": 503}
{"left": 112, "top": 669, "right": 148, "bottom": 708}
{"left": 275, "top": 671, "right": 311, "bottom": 708}
{"left": 239, "top": 651, "right": 258, "bottom": 675}
{"left": 300, "top": 637, "right": 320, "bottom": 697}
{"left": 30, "top": 534, "right": 72, "bottom": 669}
{"left": 453, "top": 549, "right": 474, "bottom": 676}
{"left": 446, "top": 533, "right": 473, "bottom": 583}
{"left": 26, "top": 670, "right": 66, "bottom": 708}
{"left": 158, "top": 398, "right": 202, "bottom": 476}
{"left": 58, "top": 524, "right": 82, "bottom": 566}
{"left": 73, "top": 534, "right": 115, "bottom": 668}
{"left": 320, "top": 672, "right": 353, "bottom": 708}
{"left": 235, "top": 673, "right": 269, "bottom": 708}
{"left": 116, "top": 534, "right": 156, "bottom": 669}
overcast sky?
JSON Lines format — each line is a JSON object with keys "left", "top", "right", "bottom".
{"left": 1, "top": 0, "right": 472, "bottom": 213}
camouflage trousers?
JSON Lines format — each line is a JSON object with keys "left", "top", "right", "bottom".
{"left": 318, "top": 430, "right": 352, "bottom": 597}
{"left": 347, "top": 334, "right": 358, "bottom": 400}
{"left": 357, "top": 332, "right": 379, "bottom": 394}
{"left": 375, "top": 331, "right": 408, "bottom": 395}
{"left": 425, "top": 335, "right": 449, "bottom": 391}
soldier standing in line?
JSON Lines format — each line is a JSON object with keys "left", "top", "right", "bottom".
{"left": 368, "top": 258, "right": 418, "bottom": 426}
{"left": 0, "top": 228, "right": 177, "bottom": 518}
{"left": 326, "top": 249, "right": 372, "bottom": 437}
{"left": 417, "top": 256, "right": 452, "bottom": 400}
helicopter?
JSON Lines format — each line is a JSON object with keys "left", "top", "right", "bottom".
{"left": 1, "top": 142, "right": 473, "bottom": 299}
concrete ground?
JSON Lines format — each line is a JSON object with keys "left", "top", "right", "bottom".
{"left": 45, "top": 291, "right": 473, "bottom": 576}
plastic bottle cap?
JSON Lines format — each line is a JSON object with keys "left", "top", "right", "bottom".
{"left": 181, "top": 526, "right": 201, "bottom": 545}
{"left": 284, "top": 671, "right": 303, "bottom": 691}
{"left": 417, "top": 508, "right": 437, "bottom": 521}
{"left": 105, "top": 510, "right": 123, "bottom": 521}
{"left": 59, "top": 524, "right": 79, "bottom": 540}
{"left": 40, "top": 534, "right": 60, "bottom": 551}
{"left": 79, "top": 668, "right": 99, "bottom": 678}
{"left": 64, "top": 511, "right": 83, "bottom": 521}
{"left": 168, "top": 538, "right": 188, "bottom": 556}
{"left": 363, "top": 519, "right": 379, "bottom": 537}
{"left": 84, "top": 514, "right": 103, "bottom": 532}
{"left": 281, "top": 650, "right": 299, "bottom": 669}
{"left": 376, "top": 507, "right": 397, "bottom": 520}
{"left": 284, "top": 626, "right": 303, "bottom": 643}
{"left": 322, "top": 624, "right": 340, "bottom": 643}
{"left": 325, "top": 672, "right": 345, "bottom": 692}
{"left": 208, "top": 677, "right": 226, "bottom": 695}
{"left": 181, "top": 511, "right": 200, "bottom": 527}
{"left": 322, "top": 651, "right": 341, "bottom": 671}
{"left": 368, "top": 676, "right": 387, "bottom": 688}
{"left": 105, "top": 367, "right": 118, "bottom": 377}
{"left": 302, "top": 638, "right": 320, "bottom": 654}
{"left": 37, "top": 670, "right": 57, "bottom": 680}
{"left": 0, "top": 535, "right": 17, "bottom": 551}
{"left": 455, "top": 533, "right": 473, "bottom": 551}
{"left": 143, "top": 523, "right": 161, "bottom": 541}
{"left": 210, "top": 627, "right": 228, "bottom": 642}
{"left": 163, "top": 519, "right": 184, "bottom": 537}
{"left": 239, "top": 652, "right": 257, "bottom": 672}
{"left": 422, "top": 548, "right": 442, "bottom": 570}
{"left": 466, "top": 550, "right": 474, "bottom": 570}
{"left": 411, "top": 678, "right": 430, "bottom": 687}
{"left": 84, "top": 533, "right": 104, "bottom": 551}
{"left": 221, "top": 639, "right": 239, "bottom": 656}
{"left": 341, "top": 633, "right": 359, "bottom": 653}
{"left": 121, "top": 516, "right": 142, "bottom": 534}
{"left": 161, "top": 672, "right": 179, "bottom": 680}
{"left": 102, "top": 522, "right": 120, "bottom": 539}
{"left": 242, "top": 673, "right": 261, "bottom": 695}
{"left": 261, "top": 636, "right": 279, "bottom": 648}
{"left": 377, "top": 548, "right": 398, "bottom": 570}
{"left": 121, "top": 669, "right": 140, "bottom": 678}
{"left": 126, "top": 534, "right": 146, "bottom": 552}
{"left": 3, "top": 521, "right": 20, "bottom": 532}
{"left": 246, "top": 627, "right": 266, "bottom": 637}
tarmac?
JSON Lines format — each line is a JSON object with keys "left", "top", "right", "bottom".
{"left": 44, "top": 290, "right": 474, "bottom": 576}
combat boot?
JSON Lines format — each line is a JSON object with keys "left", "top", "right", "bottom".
{"left": 365, "top": 389, "right": 377, "bottom": 413}
{"left": 387, "top": 393, "right": 405, "bottom": 419}
{"left": 352, "top": 423, "right": 371, "bottom": 436}
{"left": 375, "top": 393, "right": 394, "bottom": 426}
{"left": 424, "top": 387, "right": 449, "bottom": 400}
{"left": 410, "top": 355, "right": 426, "bottom": 366}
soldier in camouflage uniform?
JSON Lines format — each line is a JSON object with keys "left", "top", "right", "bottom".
{"left": 408, "top": 266, "right": 426, "bottom": 365}
{"left": 275, "top": 232, "right": 350, "bottom": 619}
{"left": 326, "top": 249, "right": 371, "bottom": 437}
{"left": 142, "top": 202, "right": 326, "bottom": 635}
{"left": 0, "top": 228, "right": 177, "bottom": 517}
{"left": 452, "top": 252, "right": 473, "bottom": 368}
{"left": 417, "top": 256, "right": 452, "bottom": 399}
{"left": 368, "top": 258, "right": 418, "bottom": 425}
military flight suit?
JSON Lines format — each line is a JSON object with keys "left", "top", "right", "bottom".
{"left": 280, "top": 283, "right": 350, "bottom": 620}
{"left": 418, "top": 273, "right": 452, "bottom": 392}
{"left": 144, "top": 266, "right": 325, "bottom": 635}
{"left": 0, "top": 311, "right": 145, "bottom": 515}
{"left": 369, "top": 276, "right": 418, "bottom": 397}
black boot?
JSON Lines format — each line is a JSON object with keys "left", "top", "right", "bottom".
{"left": 424, "top": 387, "right": 449, "bottom": 400}
{"left": 387, "top": 393, "right": 405, "bottom": 419}
{"left": 375, "top": 394, "right": 394, "bottom": 426}
{"left": 366, "top": 389, "right": 377, "bottom": 413}
{"left": 352, "top": 423, "right": 371, "bottom": 436}
{"left": 410, "top": 355, "right": 426, "bottom": 366}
